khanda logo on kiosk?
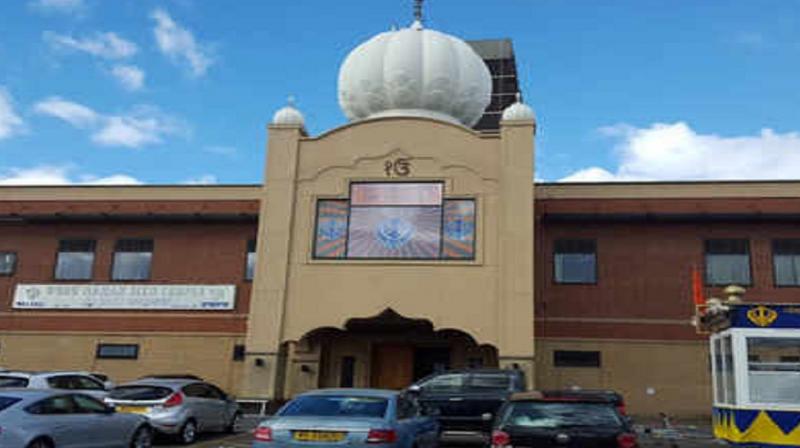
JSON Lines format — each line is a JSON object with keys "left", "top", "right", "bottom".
{"left": 747, "top": 305, "right": 779, "bottom": 327}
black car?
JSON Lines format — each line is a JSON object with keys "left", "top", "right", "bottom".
{"left": 491, "top": 392, "right": 638, "bottom": 448}
{"left": 407, "top": 369, "right": 526, "bottom": 442}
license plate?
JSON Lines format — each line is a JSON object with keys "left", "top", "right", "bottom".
{"left": 115, "top": 406, "right": 150, "bottom": 414}
{"left": 293, "top": 431, "right": 347, "bottom": 442}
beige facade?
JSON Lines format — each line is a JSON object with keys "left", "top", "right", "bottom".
{"left": 0, "top": 333, "right": 245, "bottom": 392}
{"left": 536, "top": 339, "right": 712, "bottom": 419}
{"left": 241, "top": 115, "right": 536, "bottom": 399}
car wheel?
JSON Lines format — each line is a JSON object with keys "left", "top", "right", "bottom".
{"left": 179, "top": 419, "right": 198, "bottom": 445}
{"left": 130, "top": 425, "right": 153, "bottom": 448}
{"left": 225, "top": 412, "right": 242, "bottom": 433}
{"left": 26, "top": 439, "right": 53, "bottom": 448}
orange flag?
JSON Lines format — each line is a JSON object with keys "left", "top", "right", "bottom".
{"left": 692, "top": 266, "right": 704, "bottom": 306}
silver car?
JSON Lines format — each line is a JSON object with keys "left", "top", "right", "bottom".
{"left": 106, "top": 377, "right": 241, "bottom": 444}
{"left": 0, "top": 388, "right": 152, "bottom": 448}
{"left": 0, "top": 371, "right": 109, "bottom": 399}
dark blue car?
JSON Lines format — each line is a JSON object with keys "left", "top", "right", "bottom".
{"left": 252, "top": 389, "right": 439, "bottom": 448}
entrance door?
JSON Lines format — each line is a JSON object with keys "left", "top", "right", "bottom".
{"left": 371, "top": 344, "right": 414, "bottom": 389}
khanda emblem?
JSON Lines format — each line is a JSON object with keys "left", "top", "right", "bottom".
{"left": 747, "top": 306, "right": 778, "bottom": 327}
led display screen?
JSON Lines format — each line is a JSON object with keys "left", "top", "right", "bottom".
{"left": 347, "top": 207, "right": 442, "bottom": 258}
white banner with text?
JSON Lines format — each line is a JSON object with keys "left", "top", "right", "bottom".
{"left": 13, "top": 284, "right": 236, "bottom": 310}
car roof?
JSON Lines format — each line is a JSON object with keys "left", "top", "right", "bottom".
{"left": 510, "top": 390, "right": 618, "bottom": 403}
{"left": 297, "top": 388, "right": 398, "bottom": 399}
{"left": 0, "top": 371, "right": 93, "bottom": 378}
{"left": 117, "top": 378, "right": 200, "bottom": 388}
{"left": 0, "top": 388, "right": 67, "bottom": 400}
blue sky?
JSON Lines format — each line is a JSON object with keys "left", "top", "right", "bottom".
{"left": 0, "top": 0, "right": 799, "bottom": 185}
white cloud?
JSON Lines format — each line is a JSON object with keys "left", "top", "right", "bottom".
{"left": 561, "top": 122, "right": 800, "bottom": 182}
{"left": 34, "top": 96, "right": 99, "bottom": 128}
{"left": 0, "top": 165, "right": 141, "bottom": 186}
{"left": 34, "top": 98, "right": 188, "bottom": 148}
{"left": 44, "top": 31, "right": 138, "bottom": 60}
{"left": 111, "top": 65, "right": 145, "bottom": 91}
{"left": 184, "top": 174, "right": 217, "bottom": 185}
{"left": 151, "top": 8, "right": 213, "bottom": 77}
{"left": 0, "top": 88, "right": 26, "bottom": 140}
{"left": 30, "top": 0, "right": 84, "bottom": 14}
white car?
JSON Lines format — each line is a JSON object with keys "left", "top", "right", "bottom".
{"left": 0, "top": 371, "right": 110, "bottom": 399}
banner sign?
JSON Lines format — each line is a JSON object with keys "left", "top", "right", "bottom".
{"left": 730, "top": 304, "right": 800, "bottom": 329}
{"left": 13, "top": 284, "right": 236, "bottom": 311}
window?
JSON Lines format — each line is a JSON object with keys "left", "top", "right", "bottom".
{"left": 245, "top": 239, "right": 256, "bottom": 280}
{"left": 72, "top": 394, "right": 108, "bottom": 413}
{"left": 396, "top": 396, "right": 418, "bottom": 419}
{"left": 554, "top": 239, "right": 596, "bottom": 284}
{"left": 55, "top": 239, "right": 95, "bottom": 280}
{"left": 233, "top": 344, "right": 246, "bottom": 362}
{"left": 112, "top": 239, "right": 153, "bottom": 281}
{"left": 313, "top": 182, "right": 476, "bottom": 260}
{"left": 0, "top": 252, "right": 16, "bottom": 275}
{"left": 46, "top": 375, "right": 105, "bottom": 391}
{"left": 339, "top": 356, "right": 355, "bottom": 388}
{"left": 554, "top": 350, "right": 601, "bottom": 368}
{"left": 774, "top": 239, "right": 800, "bottom": 286}
{"left": 26, "top": 395, "right": 76, "bottom": 415}
{"left": 96, "top": 343, "right": 139, "bottom": 360}
{"left": 0, "top": 375, "right": 28, "bottom": 387}
{"left": 705, "top": 239, "right": 751, "bottom": 286}
{"left": 747, "top": 337, "right": 800, "bottom": 405}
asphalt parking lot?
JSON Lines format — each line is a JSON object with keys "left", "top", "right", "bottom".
{"left": 157, "top": 418, "right": 721, "bottom": 448}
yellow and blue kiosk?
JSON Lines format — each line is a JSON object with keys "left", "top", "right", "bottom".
{"left": 701, "top": 300, "right": 800, "bottom": 447}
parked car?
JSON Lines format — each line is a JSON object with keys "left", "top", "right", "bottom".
{"left": 540, "top": 389, "right": 627, "bottom": 415}
{"left": 0, "top": 388, "right": 152, "bottom": 448}
{"left": 89, "top": 372, "right": 115, "bottom": 390}
{"left": 490, "top": 391, "right": 638, "bottom": 448}
{"left": 106, "top": 377, "right": 240, "bottom": 444}
{"left": 0, "top": 371, "right": 110, "bottom": 399}
{"left": 406, "top": 369, "right": 526, "bottom": 442}
{"left": 253, "top": 388, "right": 439, "bottom": 448}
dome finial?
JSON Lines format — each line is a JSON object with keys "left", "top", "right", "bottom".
{"left": 272, "top": 95, "right": 305, "bottom": 127}
{"left": 414, "top": 0, "right": 424, "bottom": 23}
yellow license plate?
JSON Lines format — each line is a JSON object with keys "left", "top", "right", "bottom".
{"left": 116, "top": 406, "right": 149, "bottom": 414}
{"left": 293, "top": 431, "right": 347, "bottom": 442}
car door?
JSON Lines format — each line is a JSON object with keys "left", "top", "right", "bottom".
{"left": 72, "top": 393, "right": 131, "bottom": 448}
{"left": 26, "top": 395, "right": 87, "bottom": 448}
{"left": 181, "top": 383, "right": 212, "bottom": 430}
{"left": 203, "top": 383, "right": 232, "bottom": 431}
{"left": 403, "top": 396, "right": 439, "bottom": 448}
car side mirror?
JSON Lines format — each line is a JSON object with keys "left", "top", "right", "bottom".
{"left": 481, "top": 412, "right": 493, "bottom": 421}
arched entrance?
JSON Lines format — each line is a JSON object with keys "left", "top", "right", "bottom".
{"left": 286, "top": 309, "right": 497, "bottom": 395}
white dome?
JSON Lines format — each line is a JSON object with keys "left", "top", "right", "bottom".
{"left": 338, "top": 21, "right": 492, "bottom": 127}
{"left": 502, "top": 96, "right": 535, "bottom": 122}
{"left": 272, "top": 98, "right": 305, "bottom": 126}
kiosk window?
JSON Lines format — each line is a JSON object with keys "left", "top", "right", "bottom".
{"left": 554, "top": 240, "right": 596, "bottom": 284}
{"left": 747, "top": 337, "right": 800, "bottom": 404}
{"left": 705, "top": 239, "right": 751, "bottom": 286}
{"left": 773, "top": 239, "right": 800, "bottom": 286}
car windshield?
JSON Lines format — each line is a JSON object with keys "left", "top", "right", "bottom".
{"left": 0, "top": 396, "right": 21, "bottom": 412}
{"left": 109, "top": 385, "right": 173, "bottom": 400}
{"left": 501, "top": 402, "right": 622, "bottom": 429}
{"left": 280, "top": 395, "right": 388, "bottom": 418}
{"left": 0, "top": 376, "right": 28, "bottom": 388}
